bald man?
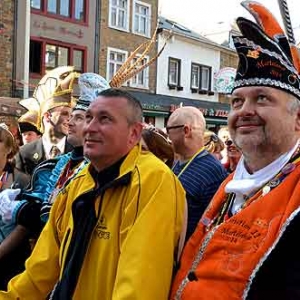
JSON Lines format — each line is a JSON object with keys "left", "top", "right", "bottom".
{"left": 167, "top": 107, "right": 228, "bottom": 242}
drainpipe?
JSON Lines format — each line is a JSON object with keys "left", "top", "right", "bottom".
{"left": 93, "top": 0, "right": 101, "bottom": 73}
{"left": 12, "top": 0, "right": 18, "bottom": 97}
{"left": 23, "top": 0, "right": 30, "bottom": 98}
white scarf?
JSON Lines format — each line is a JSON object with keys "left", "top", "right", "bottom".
{"left": 225, "top": 141, "right": 299, "bottom": 214}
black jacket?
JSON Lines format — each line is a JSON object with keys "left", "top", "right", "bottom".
{"left": 15, "top": 138, "right": 73, "bottom": 175}
{"left": 247, "top": 211, "right": 300, "bottom": 299}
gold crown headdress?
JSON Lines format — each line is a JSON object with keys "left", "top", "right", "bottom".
{"left": 33, "top": 66, "right": 75, "bottom": 107}
{"left": 109, "top": 23, "right": 172, "bottom": 88}
{"left": 18, "top": 110, "right": 41, "bottom": 134}
{"left": 19, "top": 66, "right": 80, "bottom": 133}
{"left": 40, "top": 71, "right": 80, "bottom": 113}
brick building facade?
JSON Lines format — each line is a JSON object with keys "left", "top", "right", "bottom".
{"left": 99, "top": 0, "right": 158, "bottom": 93}
{"left": 0, "top": 0, "right": 15, "bottom": 96}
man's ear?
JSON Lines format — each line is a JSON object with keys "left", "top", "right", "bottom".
{"left": 183, "top": 124, "right": 192, "bottom": 137}
{"left": 129, "top": 122, "right": 143, "bottom": 146}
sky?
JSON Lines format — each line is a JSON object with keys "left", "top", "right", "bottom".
{"left": 159, "top": 0, "right": 300, "bottom": 42}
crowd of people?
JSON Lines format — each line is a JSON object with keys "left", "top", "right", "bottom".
{"left": 0, "top": 1, "right": 300, "bottom": 299}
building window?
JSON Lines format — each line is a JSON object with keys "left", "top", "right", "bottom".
{"left": 47, "top": 0, "right": 70, "bottom": 17}
{"left": 29, "top": 40, "right": 42, "bottom": 74}
{"left": 74, "top": 0, "right": 85, "bottom": 21}
{"left": 191, "top": 64, "right": 200, "bottom": 89}
{"left": 109, "top": 0, "right": 129, "bottom": 31}
{"left": 201, "top": 66, "right": 211, "bottom": 90}
{"left": 31, "top": 0, "right": 42, "bottom": 9}
{"left": 133, "top": 0, "right": 151, "bottom": 37}
{"left": 30, "top": 38, "right": 86, "bottom": 75}
{"left": 107, "top": 48, "right": 128, "bottom": 81}
{"left": 31, "top": 0, "right": 87, "bottom": 23}
{"left": 130, "top": 55, "right": 149, "bottom": 89}
{"left": 168, "top": 58, "right": 182, "bottom": 90}
{"left": 190, "top": 63, "right": 212, "bottom": 92}
{"left": 73, "top": 49, "right": 84, "bottom": 72}
{"left": 45, "top": 44, "right": 69, "bottom": 70}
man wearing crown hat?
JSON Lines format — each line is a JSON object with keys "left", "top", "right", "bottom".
{"left": 170, "top": 1, "right": 300, "bottom": 299}
{"left": 14, "top": 71, "right": 79, "bottom": 175}
{"left": 18, "top": 110, "right": 42, "bottom": 145}
{"left": 0, "top": 73, "right": 106, "bottom": 288}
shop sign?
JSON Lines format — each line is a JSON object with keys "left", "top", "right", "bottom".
{"left": 170, "top": 104, "right": 228, "bottom": 118}
{"left": 142, "top": 103, "right": 168, "bottom": 111}
{"left": 214, "top": 67, "right": 236, "bottom": 94}
{"left": 33, "top": 20, "right": 83, "bottom": 39}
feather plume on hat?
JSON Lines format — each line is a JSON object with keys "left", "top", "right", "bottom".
{"left": 109, "top": 23, "right": 172, "bottom": 88}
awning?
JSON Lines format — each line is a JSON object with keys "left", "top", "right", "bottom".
{"left": 0, "top": 97, "right": 26, "bottom": 117}
{"left": 143, "top": 110, "right": 169, "bottom": 117}
{"left": 205, "top": 117, "right": 228, "bottom": 125}
{"left": 130, "top": 91, "right": 230, "bottom": 113}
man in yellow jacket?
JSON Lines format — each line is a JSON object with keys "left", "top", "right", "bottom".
{"left": 0, "top": 88, "right": 186, "bottom": 299}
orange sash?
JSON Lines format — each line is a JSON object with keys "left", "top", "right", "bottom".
{"left": 171, "top": 164, "right": 300, "bottom": 299}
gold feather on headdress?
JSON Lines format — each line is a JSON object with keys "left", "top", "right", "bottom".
{"left": 109, "top": 23, "right": 172, "bottom": 88}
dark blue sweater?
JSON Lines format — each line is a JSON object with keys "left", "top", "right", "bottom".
{"left": 173, "top": 150, "right": 228, "bottom": 241}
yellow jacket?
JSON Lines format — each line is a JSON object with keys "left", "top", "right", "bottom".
{"left": 0, "top": 145, "right": 186, "bottom": 300}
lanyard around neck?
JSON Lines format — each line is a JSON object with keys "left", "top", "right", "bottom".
{"left": 173, "top": 147, "right": 205, "bottom": 178}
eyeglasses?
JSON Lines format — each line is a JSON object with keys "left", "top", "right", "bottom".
{"left": 204, "top": 134, "right": 219, "bottom": 146}
{"left": 166, "top": 124, "right": 185, "bottom": 134}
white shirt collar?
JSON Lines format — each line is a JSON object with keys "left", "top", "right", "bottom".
{"left": 225, "top": 140, "right": 299, "bottom": 214}
{"left": 42, "top": 136, "right": 66, "bottom": 159}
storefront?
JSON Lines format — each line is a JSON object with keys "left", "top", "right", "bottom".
{"left": 130, "top": 91, "right": 230, "bottom": 131}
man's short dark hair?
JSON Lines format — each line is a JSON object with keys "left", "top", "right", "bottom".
{"left": 97, "top": 88, "right": 143, "bottom": 123}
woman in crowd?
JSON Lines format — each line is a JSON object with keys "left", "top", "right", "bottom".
{"left": 0, "top": 123, "right": 30, "bottom": 289}
{"left": 216, "top": 126, "right": 241, "bottom": 173}
{"left": 204, "top": 130, "right": 225, "bottom": 161}
{"left": 141, "top": 125, "right": 174, "bottom": 168}
{"left": 224, "top": 138, "right": 242, "bottom": 173}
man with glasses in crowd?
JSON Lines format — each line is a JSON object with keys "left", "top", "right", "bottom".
{"left": 167, "top": 106, "right": 227, "bottom": 243}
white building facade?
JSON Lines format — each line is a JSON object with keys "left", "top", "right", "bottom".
{"left": 150, "top": 17, "right": 231, "bottom": 130}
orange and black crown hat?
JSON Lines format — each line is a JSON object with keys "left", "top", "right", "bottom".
{"left": 232, "top": 1, "right": 300, "bottom": 99}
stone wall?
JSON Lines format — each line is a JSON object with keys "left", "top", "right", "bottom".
{"left": 0, "top": 0, "right": 14, "bottom": 96}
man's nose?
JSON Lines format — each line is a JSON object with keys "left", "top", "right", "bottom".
{"left": 84, "top": 118, "right": 98, "bottom": 133}
{"left": 239, "top": 99, "right": 256, "bottom": 116}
